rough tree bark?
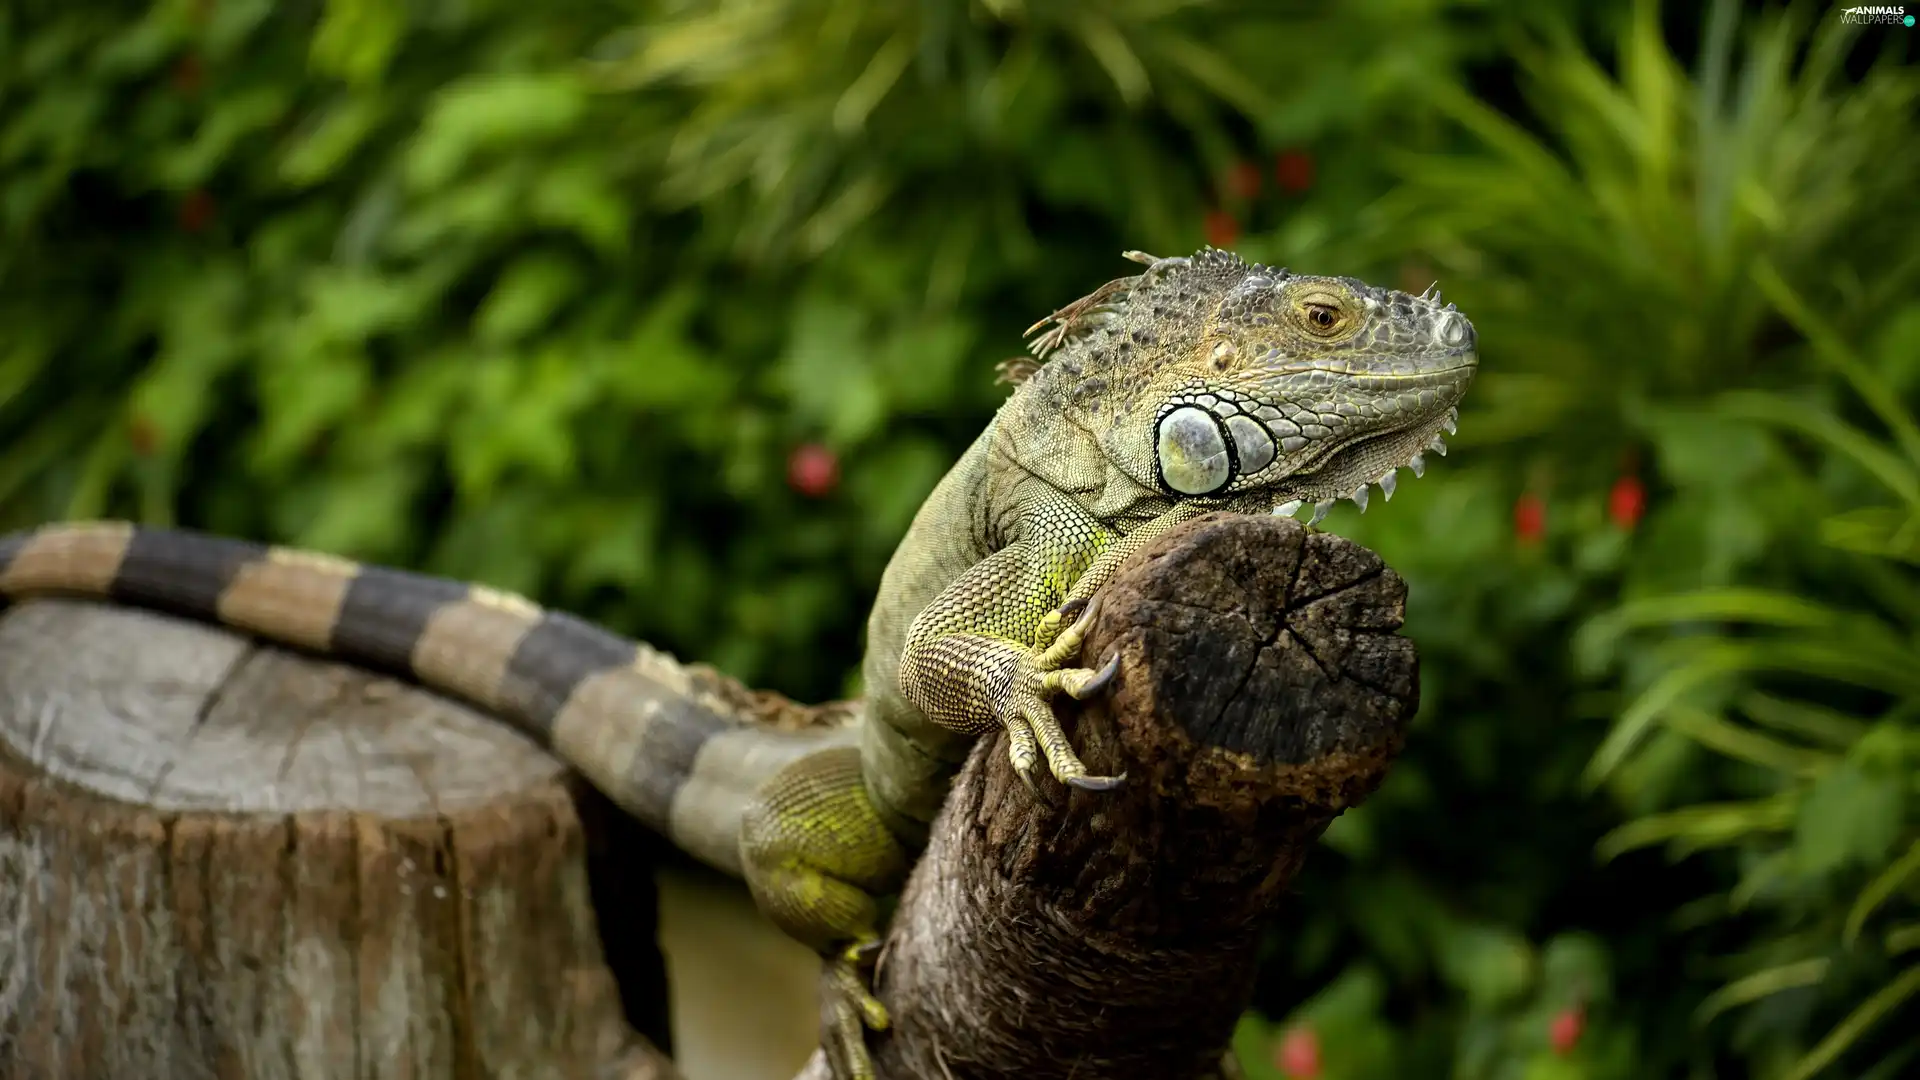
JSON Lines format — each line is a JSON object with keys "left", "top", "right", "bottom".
{"left": 797, "top": 513, "right": 1420, "bottom": 1080}
{"left": 0, "top": 599, "right": 678, "bottom": 1080}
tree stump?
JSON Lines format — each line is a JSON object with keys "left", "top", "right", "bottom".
{"left": 0, "top": 598, "right": 678, "bottom": 1080}
{"left": 797, "top": 513, "right": 1421, "bottom": 1080}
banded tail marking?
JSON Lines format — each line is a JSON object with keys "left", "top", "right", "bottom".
{"left": 0, "top": 522, "right": 840, "bottom": 872}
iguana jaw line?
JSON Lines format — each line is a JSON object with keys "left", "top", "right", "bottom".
{"left": 1269, "top": 408, "right": 1461, "bottom": 525}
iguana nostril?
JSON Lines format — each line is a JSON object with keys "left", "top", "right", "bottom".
{"left": 1436, "top": 311, "right": 1471, "bottom": 348}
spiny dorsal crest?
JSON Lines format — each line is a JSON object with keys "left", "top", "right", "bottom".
{"left": 1011, "top": 247, "right": 1288, "bottom": 382}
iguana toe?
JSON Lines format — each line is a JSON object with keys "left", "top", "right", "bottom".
{"left": 1013, "top": 693, "right": 1124, "bottom": 790}
{"left": 821, "top": 937, "right": 888, "bottom": 1080}
{"left": 1033, "top": 595, "right": 1092, "bottom": 650}
{"left": 1004, "top": 716, "right": 1043, "bottom": 792}
{"left": 1050, "top": 650, "right": 1120, "bottom": 700}
{"left": 1036, "top": 593, "right": 1103, "bottom": 667}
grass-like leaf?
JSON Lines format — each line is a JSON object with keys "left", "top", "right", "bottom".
{"left": 1695, "top": 957, "right": 1830, "bottom": 1027}
{"left": 1740, "top": 691, "right": 1871, "bottom": 750}
{"left": 1596, "top": 795, "right": 1798, "bottom": 863}
{"left": 1782, "top": 964, "right": 1920, "bottom": 1080}
{"left": 1660, "top": 704, "right": 1829, "bottom": 777}
{"left": 1577, "top": 586, "right": 1846, "bottom": 666}
{"left": 1717, "top": 391, "right": 1920, "bottom": 510}
{"left": 1847, "top": 840, "right": 1920, "bottom": 947}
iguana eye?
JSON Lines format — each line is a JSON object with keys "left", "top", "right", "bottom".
{"left": 1300, "top": 300, "right": 1346, "bottom": 336}
{"left": 1285, "top": 286, "right": 1354, "bottom": 338}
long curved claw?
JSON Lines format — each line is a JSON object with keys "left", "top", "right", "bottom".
{"left": 820, "top": 939, "right": 888, "bottom": 1080}
{"left": 1005, "top": 717, "right": 1043, "bottom": 795}
{"left": 1060, "top": 651, "right": 1120, "bottom": 701}
{"left": 1019, "top": 699, "right": 1124, "bottom": 790}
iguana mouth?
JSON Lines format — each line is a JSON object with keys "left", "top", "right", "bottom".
{"left": 1268, "top": 408, "right": 1458, "bottom": 526}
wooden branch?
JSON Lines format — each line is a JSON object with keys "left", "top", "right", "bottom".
{"left": 799, "top": 513, "right": 1420, "bottom": 1080}
{"left": 0, "top": 599, "right": 678, "bottom": 1080}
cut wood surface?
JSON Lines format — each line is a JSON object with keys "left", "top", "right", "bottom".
{"left": 797, "top": 513, "right": 1421, "bottom": 1080}
{"left": 0, "top": 598, "right": 677, "bottom": 1080}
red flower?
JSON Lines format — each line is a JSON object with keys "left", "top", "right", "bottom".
{"left": 1274, "top": 150, "right": 1315, "bottom": 193}
{"left": 178, "top": 189, "right": 216, "bottom": 233}
{"left": 170, "top": 54, "right": 204, "bottom": 96}
{"left": 1607, "top": 474, "right": 1645, "bottom": 530}
{"left": 1224, "top": 160, "right": 1263, "bottom": 200}
{"left": 1204, "top": 209, "right": 1240, "bottom": 249}
{"left": 1513, "top": 492, "right": 1546, "bottom": 545}
{"left": 1549, "top": 1004, "right": 1585, "bottom": 1056}
{"left": 786, "top": 443, "right": 839, "bottom": 498}
{"left": 1274, "top": 1026, "right": 1322, "bottom": 1078}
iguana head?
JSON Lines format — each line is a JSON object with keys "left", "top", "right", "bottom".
{"left": 1025, "top": 247, "right": 1477, "bottom": 524}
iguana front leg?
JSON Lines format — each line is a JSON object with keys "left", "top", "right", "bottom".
{"left": 897, "top": 510, "right": 1141, "bottom": 790}
{"left": 904, "top": 500, "right": 1223, "bottom": 787}
{"left": 1030, "top": 501, "right": 1222, "bottom": 651}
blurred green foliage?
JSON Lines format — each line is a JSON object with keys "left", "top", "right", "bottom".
{"left": 3, "top": 0, "right": 1917, "bottom": 1076}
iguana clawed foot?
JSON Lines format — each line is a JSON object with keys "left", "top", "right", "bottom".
{"left": 1004, "top": 594, "right": 1126, "bottom": 793}
{"left": 820, "top": 936, "right": 889, "bottom": 1080}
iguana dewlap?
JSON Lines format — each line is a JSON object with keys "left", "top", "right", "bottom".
{"left": 0, "top": 247, "right": 1476, "bottom": 1079}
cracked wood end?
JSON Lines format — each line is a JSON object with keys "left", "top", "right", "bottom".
{"left": 0, "top": 598, "right": 677, "bottom": 1080}
{"left": 800, "top": 512, "right": 1419, "bottom": 1080}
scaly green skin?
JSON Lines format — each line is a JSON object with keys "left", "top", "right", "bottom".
{"left": 737, "top": 247, "right": 1479, "bottom": 1078}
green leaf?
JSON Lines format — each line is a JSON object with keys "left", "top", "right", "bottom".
{"left": 1660, "top": 704, "right": 1826, "bottom": 776}
{"left": 528, "top": 157, "right": 631, "bottom": 255}
{"left": 1753, "top": 259, "right": 1920, "bottom": 472}
{"left": 1597, "top": 796, "right": 1798, "bottom": 862}
{"left": 279, "top": 96, "right": 387, "bottom": 188}
{"left": 154, "top": 84, "right": 292, "bottom": 189}
{"left": 832, "top": 29, "right": 913, "bottom": 135}
{"left": 1847, "top": 840, "right": 1920, "bottom": 946}
{"left": 310, "top": 0, "right": 407, "bottom": 86}
{"left": 1577, "top": 587, "right": 1842, "bottom": 672}
{"left": 1821, "top": 507, "right": 1920, "bottom": 566}
{"left": 1070, "top": 12, "right": 1151, "bottom": 106}
{"left": 1717, "top": 390, "right": 1920, "bottom": 510}
{"left": 406, "top": 73, "right": 589, "bottom": 190}
{"left": 1740, "top": 692, "right": 1868, "bottom": 750}
{"left": 1795, "top": 762, "right": 1905, "bottom": 876}
{"left": 251, "top": 350, "right": 372, "bottom": 473}
{"left": 1436, "top": 922, "right": 1537, "bottom": 1009}
{"left": 1695, "top": 958, "right": 1831, "bottom": 1027}
{"left": 1586, "top": 643, "right": 1749, "bottom": 787}
{"left": 771, "top": 294, "right": 885, "bottom": 445}
{"left": 301, "top": 268, "right": 423, "bottom": 344}
{"left": 474, "top": 252, "right": 583, "bottom": 346}
{"left": 1782, "top": 964, "right": 1920, "bottom": 1080}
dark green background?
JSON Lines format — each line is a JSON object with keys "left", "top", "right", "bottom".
{"left": 4, "top": 1, "right": 1918, "bottom": 1077}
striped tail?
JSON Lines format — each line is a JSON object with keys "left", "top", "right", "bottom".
{"left": 0, "top": 521, "right": 855, "bottom": 876}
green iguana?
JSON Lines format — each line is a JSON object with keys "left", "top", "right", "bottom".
{"left": 0, "top": 247, "right": 1476, "bottom": 1078}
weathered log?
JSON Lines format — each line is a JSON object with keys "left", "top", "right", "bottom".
{"left": 797, "top": 513, "right": 1420, "bottom": 1080}
{"left": 0, "top": 598, "right": 678, "bottom": 1080}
